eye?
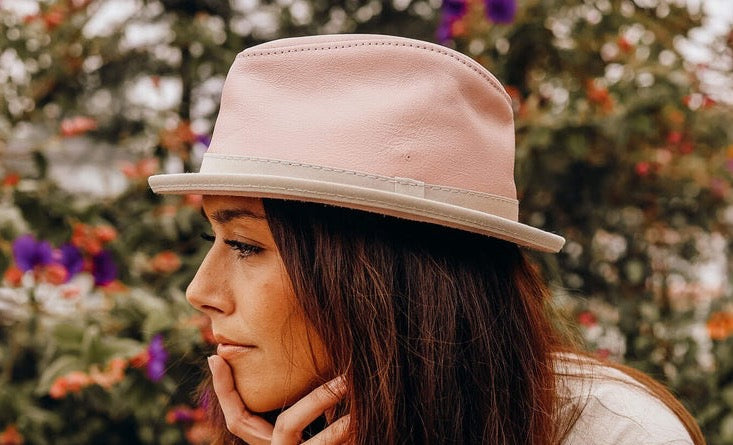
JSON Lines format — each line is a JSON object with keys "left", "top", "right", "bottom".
{"left": 201, "top": 233, "right": 215, "bottom": 242}
{"left": 224, "top": 239, "right": 264, "bottom": 259}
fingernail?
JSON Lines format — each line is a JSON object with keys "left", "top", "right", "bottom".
{"left": 331, "top": 375, "right": 347, "bottom": 392}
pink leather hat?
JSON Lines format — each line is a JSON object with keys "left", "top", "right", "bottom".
{"left": 149, "top": 34, "right": 565, "bottom": 252}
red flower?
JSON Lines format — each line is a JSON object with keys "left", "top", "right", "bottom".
{"left": 666, "top": 131, "right": 682, "bottom": 144}
{"left": 679, "top": 141, "right": 693, "bottom": 154}
{"left": 0, "top": 424, "right": 24, "bottom": 445}
{"left": 635, "top": 162, "right": 651, "bottom": 177}
{"left": 577, "top": 310, "right": 597, "bottom": 327}
{"left": 585, "top": 80, "right": 613, "bottom": 112}
{"left": 617, "top": 36, "right": 633, "bottom": 53}
{"left": 130, "top": 349, "right": 150, "bottom": 368}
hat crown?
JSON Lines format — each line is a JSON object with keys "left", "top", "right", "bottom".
{"left": 206, "top": 34, "right": 518, "bottom": 202}
{"left": 149, "top": 34, "right": 565, "bottom": 252}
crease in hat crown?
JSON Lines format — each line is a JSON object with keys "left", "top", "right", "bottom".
{"left": 148, "top": 33, "right": 565, "bottom": 252}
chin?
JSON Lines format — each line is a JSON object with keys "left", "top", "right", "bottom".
{"left": 236, "top": 381, "right": 305, "bottom": 414}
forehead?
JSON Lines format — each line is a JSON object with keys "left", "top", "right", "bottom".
{"left": 202, "top": 196, "right": 267, "bottom": 222}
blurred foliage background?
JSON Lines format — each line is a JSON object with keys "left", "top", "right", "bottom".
{"left": 0, "top": 0, "right": 731, "bottom": 443}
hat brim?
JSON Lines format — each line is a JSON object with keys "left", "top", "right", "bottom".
{"left": 149, "top": 173, "right": 565, "bottom": 252}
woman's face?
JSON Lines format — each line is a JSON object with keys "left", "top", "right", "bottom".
{"left": 186, "top": 195, "right": 331, "bottom": 412}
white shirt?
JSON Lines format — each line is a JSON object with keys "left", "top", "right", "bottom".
{"left": 557, "top": 354, "right": 694, "bottom": 445}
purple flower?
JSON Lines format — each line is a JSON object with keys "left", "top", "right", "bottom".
{"left": 195, "top": 134, "right": 211, "bottom": 148}
{"left": 443, "top": 0, "right": 467, "bottom": 20}
{"left": 92, "top": 250, "right": 117, "bottom": 286}
{"left": 12, "top": 234, "right": 53, "bottom": 272}
{"left": 437, "top": 0, "right": 467, "bottom": 43}
{"left": 171, "top": 408, "right": 196, "bottom": 423}
{"left": 146, "top": 334, "right": 168, "bottom": 382}
{"left": 59, "top": 244, "right": 83, "bottom": 279}
{"left": 485, "top": 0, "right": 516, "bottom": 24}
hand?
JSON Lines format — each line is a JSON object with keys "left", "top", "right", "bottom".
{"left": 207, "top": 355, "right": 350, "bottom": 444}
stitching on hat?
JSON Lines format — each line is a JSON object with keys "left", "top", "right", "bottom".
{"left": 238, "top": 41, "right": 510, "bottom": 103}
{"left": 154, "top": 183, "right": 549, "bottom": 244}
{"left": 204, "top": 154, "right": 518, "bottom": 205}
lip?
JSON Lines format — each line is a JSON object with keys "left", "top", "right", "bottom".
{"left": 214, "top": 334, "right": 256, "bottom": 360}
{"left": 217, "top": 343, "right": 256, "bottom": 360}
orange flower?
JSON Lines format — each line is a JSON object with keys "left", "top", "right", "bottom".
{"left": 450, "top": 19, "right": 467, "bottom": 38}
{"left": 94, "top": 225, "right": 117, "bottom": 243}
{"left": 90, "top": 358, "right": 127, "bottom": 388}
{"left": 150, "top": 251, "right": 182, "bottom": 274}
{"left": 166, "top": 405, "right": 207, "bottom": 424}
{"left": 120, "top": 158, "right": 159, "bottom": 180}
{"left": 707, "top": 312, "right": 733, "bottom": 340}
{"left": 101, "top": 280, "right": 128, "bottom": 294}
{"left": 71, "top": 223, "right": 102, "bottom": 255}
{"left": 70, "top": 223, "right": 114, "bottom": 255}
{"left": 160, "top": 122, "right": 196, "bottom": 157}
{"left": 39, "top": 263, "right": 69, "bottom": 285}
{"left": 49, "top": 378, "right": 67, "bottom": 399}
{"left": 2, "top": 173, "right": 20, "bottom": 187}
{"left": 3, "top": 267, "right": 23, "bottom": 287}
{"left": 60, "top": 116, "right": 97, "bottom": 137}
{"left": 49, "top": 371, "right": 92, "bottom": 399}
{"left": 0, "top": 424, "right": 24, "bottom": 445}
{"left": 64, "top": 371, "right": 92, "bottom": 392}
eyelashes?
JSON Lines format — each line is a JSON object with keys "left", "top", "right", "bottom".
{"left": 200, "top": 232, "right": 264, "bottom": 259}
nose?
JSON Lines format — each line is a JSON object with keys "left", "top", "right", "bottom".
{"left": 185, "top": 247, "right": 235, "bottom": 316}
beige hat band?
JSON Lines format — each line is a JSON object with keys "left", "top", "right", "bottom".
{"left": 198, "top": 153, "right": 519, "bottom": 220}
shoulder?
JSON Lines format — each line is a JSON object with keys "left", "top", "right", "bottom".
{"left": 554, "top": 353, "right": 694, "bottom": 445}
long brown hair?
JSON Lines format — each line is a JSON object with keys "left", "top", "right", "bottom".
{"left": 200, "top": 199, "right": 704, "bottom": 444}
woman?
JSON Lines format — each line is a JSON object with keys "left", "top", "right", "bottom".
{"left": 149, "top": 34, "right": 704, "bottom": 444}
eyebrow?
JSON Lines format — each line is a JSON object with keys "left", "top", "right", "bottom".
{"left": 204, "top": 208, "right": 267, "bottom": 224}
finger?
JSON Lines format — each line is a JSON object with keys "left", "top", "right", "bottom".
{"left": 271, "top": 376, "right": 348, "bottom": 445}
{"left": 302, "top": 414, "right": 351, "bottom": 445}
{"left": 208, "top": 355, "right": 274, "bottom": 444}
